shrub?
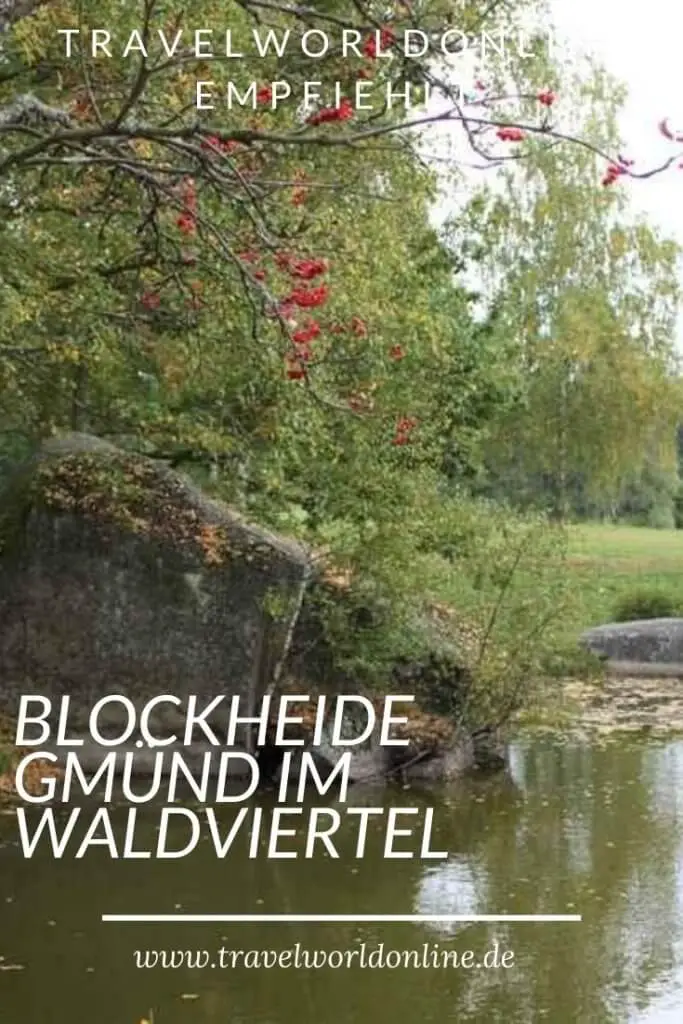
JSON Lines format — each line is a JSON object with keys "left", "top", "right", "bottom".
{"left": 613, "top": 588, "right": 681, "bottom": 622}
{"left": 290, "top": 486, "right": 572, "bottom": 730}
{"left": 647, "top": 503, "right": 676, "bottom": 530}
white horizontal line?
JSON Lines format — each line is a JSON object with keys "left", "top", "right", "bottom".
{"left": 101, "top": 914, "right": 582, "bottom": 923}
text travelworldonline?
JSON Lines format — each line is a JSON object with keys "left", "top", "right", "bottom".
{"left": 133, "top": 941, "right": 516, "bottom": 971}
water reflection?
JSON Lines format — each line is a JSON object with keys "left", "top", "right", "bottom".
{"left": 1, "top": 735, "right": 683, "bottom": 1023}
{"left": 416, "top": 858, "right": 480, "bottom": 935}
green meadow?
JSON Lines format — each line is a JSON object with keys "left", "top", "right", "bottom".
{"left": 568, "top": 523, "right": 683, "bottom": 621}
{"left": 542, "top": 524, "right": 683, "bottom": 673}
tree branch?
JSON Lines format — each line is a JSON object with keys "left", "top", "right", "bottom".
{"left": 0, "top": 93, "right": 72, "bottom": 130}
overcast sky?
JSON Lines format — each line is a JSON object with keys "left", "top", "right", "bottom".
{"left": 424, "top": 2, "right": 683, "bottom": 337}
{"left": 550, "top": 0, "right": 683, "bottom": 338}
{"left": 552, "top": 0, "right": 683, "bottom": 222}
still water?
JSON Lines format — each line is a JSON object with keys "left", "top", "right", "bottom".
{"left": 2, "top": 734, "right": 683, "bottom": 1024}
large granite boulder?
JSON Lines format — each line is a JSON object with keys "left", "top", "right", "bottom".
{"left": 580, "top": 618, "right": 683, "bottom": 676}
{"left": 0, "top": 433, "right": 505, "bottom": 784}
{"left": 0, "top": 433, "right": 311, "bottom": 724}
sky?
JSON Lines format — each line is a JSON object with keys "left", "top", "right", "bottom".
{"left": 550, "top": 0, "right": 683, "bottom": 343}
{"left": 428, "top": 0, "right": 683, "bottom": 342}
{"left": 550, "top": 0, "right": 683, "bottom": 244}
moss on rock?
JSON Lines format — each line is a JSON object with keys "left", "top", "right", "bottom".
{"left": 0, "top": 434, "right": 305, "bottom": 571}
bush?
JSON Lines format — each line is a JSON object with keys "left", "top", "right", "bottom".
{"left": 290, "top": 486, "right": 572, "bottom": 730}
{"left": 647, "top": 503, "right": 676, "bottom": 530}
{"left": 613, "top": 588, "right": 681, "bottom": 622}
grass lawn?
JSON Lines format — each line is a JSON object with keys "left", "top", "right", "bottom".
{"left": 556, "top": 524, "right": 683, "bottom": 667}
{"left": 420, "top": 522, "right": 683, "bottom": 678}
{"left": 568, "top": 523, "right": 683, "bottom": 567}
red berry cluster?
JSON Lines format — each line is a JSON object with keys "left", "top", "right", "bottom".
{"left": 279, "top": 253, "right": 328, "bottom": 298}
{"left": 601, "top": 156, "right": 633, "bottom": 187}
{"left": 137, "top": 221, "right": 414, "bottom": 439}
{"left": 496, "top": 126, "right": 525, "bottom": 142}
{"left": 277, "top": 253, "right": 330, "bottom": 377}
{"left": 362, "top": 27, "right": 396, "bottom": 59}
{"left": 201, "top": 136, "right": 242, "bottom": 155}
{"left": 285, "top": 354, "right": 307, "bottom": 380}
{"left": 288, "top": 257, "right": 328, "bottom": 280}
{"left": 392, "top": 416, "right": 418, "bottom": 446}
{"left": 285, "top": 283, "right": 330, "bottom": 309}
{"left": 292, "top": 321, "right": 321, "bottom": 345}
{"left": 285, "top": 320, "right": 320, "bottom": 373}
{"left": 307, "top": 98, "right": 354, "bottom": 126}
{"left": 176, "top": 177, "right": 197, "bottom": 234}
{"left": 160, "top": 163, "right": 414, "bottom": 435}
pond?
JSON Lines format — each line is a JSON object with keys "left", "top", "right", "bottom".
{"left": 2, "top": 733, "right": 683, "bottom": 1023}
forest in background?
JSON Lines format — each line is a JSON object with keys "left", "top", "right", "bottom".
{"left": 2, "top": 0, "right": 683, "bottom": 722}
